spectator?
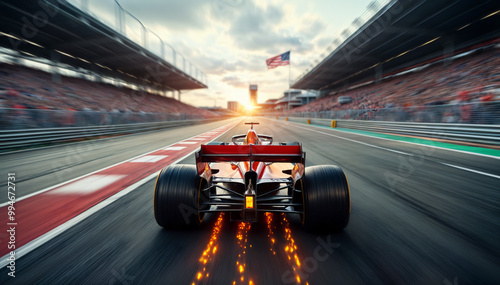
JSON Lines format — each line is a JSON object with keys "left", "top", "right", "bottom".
{"left": 0, "top": 62, "right": 215, "bottom": 129}
{"left": 290, "top": 44, "right": 499, "bottom": 123}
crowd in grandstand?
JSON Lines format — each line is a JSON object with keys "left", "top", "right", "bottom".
{"left": 291, "top": 45, "right": 500, "bottom": 123}
{"left": 1, "top": 44, "right": 499, "bottom": 128}
{"left": 0, "top": 63, "right": 214, "bottom": 128}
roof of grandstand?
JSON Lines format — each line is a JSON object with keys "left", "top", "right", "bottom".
{"left": 0, "top": 0, "right": 206, "bottom": 91}
{"left": 292, "top": 0, "right": 500, "bottom": 91}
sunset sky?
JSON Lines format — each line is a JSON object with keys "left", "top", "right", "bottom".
{"left": 85, "top": 0, "right": 376, "bottom": 107}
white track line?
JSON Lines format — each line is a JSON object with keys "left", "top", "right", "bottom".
{"left": 51, "top": 175, "right": 127, "bottom": 194}
{"left": 0, "top": 120, "right": 238, "bottom": 208}
{"left": 291, "top": 123, "right": 412, "bottom": 156}
{"left": 441, "top": 163, "right": 500, "bottom": 180}
{"left": 284, "top": 119, "right": 500, "bottom": 160}
{"left": 162, "top": 146, "right": 187, "bottom": 151}
{"left": 130, "top": 155, "right": 168, "bottom": 163}
{"left": 0, "top": 119, "right": 242, "bottom": 268}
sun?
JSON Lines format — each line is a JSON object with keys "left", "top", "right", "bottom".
{"left": 243, "top": 103, "right": 255, "bottom": 111}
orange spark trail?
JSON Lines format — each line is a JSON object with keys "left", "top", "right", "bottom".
{"left": 191, "top": 213, "right": 224, "bottom": 285}
{"left": 281, "top": 213, "right": 307, "bottom": 284}
{"left": 234, "top": 221, "right": 252, "bottom": 284}
{"left": 265, "top": 212, "right": 277, "bottom": 256}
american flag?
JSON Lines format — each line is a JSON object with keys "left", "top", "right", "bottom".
{"left": 266, "top": 51, "right": 290, "bottom": 69}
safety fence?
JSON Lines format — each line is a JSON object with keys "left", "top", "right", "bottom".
{"left": 275, "top": 117, "right": 500, "bottom": 145}
{"left": 284, "top": 102, "right": 500, "bottom": 125}
{"left": 0, "top": 108, "right": 208, "bottom": 130}
{"left": 0, "top": 117, "right": 221, "bottom": 152}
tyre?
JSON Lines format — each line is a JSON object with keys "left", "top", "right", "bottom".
{"left": 154, "top": 164, "right": 207, "bottom": 228}
{"left": 302, "top": 165, "right": 350, "bottom": 232}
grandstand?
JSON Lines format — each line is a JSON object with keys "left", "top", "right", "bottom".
{"left": 0, "top": 63, "right": 215, "bottom": 114}
{"left": 0, "top": 0, "right": 212, "bottom": 129}
{"left": 286, "top": 0, "right": 500, "bottom": 123}
{"left": 292, "top": 0, "right": 499, "bottom": 91}
{"left": 291, "top": 45, "right": 500, "bottom": 113}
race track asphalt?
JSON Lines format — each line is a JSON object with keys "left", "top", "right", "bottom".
{"left": 1, "top": 116, "right": 499, "bottom": 284}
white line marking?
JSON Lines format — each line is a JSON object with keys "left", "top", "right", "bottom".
{"left": 130, "top": 155, "right": 168, "bottom": 163}
{"left": 292, "top": 123, "right": 412, "bottom": 155}
{"left": 177, "top": 141, "right": 198, "bottom": 144}
{"left": 51, "top": 175, "right": 126, "bottom": 194}
{"left": 285, "top": 119, "right": 500, "bottom": 160}
{"left": 0, "top": 119, "right": 240, "bottom": 208}
{"left": 0, "top": 171, "right": 159, "bottom": 269}
{"left": 163, "top": 146, "right": 187, "bottom": 151}
{"left": 441, "top": 163, "right": 500, "bottom": 179}
{"left": 0, "top": 119, "right": 242, "bottom": 267}
{"left": 188, "top": 138, "right": 207, "bottom": 141}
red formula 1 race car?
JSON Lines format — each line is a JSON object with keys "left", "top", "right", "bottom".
{"left": 154, "top": 122, "right": 350, "bottom": 232}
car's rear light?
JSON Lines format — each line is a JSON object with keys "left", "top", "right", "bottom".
{"left": 245, "top": 196, "right": 254, "bottom": 209}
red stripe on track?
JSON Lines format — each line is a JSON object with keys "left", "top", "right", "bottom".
{"left": 0, "top": 124, "right": 234, "bottom": 256}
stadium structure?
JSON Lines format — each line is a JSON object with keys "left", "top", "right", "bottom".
{"left": 0, "top": 0, "right": 207, "bottom": 102}
{"left": 292, "top": 0, "right": 499, "bottom": 96}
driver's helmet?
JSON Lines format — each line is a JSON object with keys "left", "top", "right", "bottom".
{"left": 244, "top": 129, "right": 260, "bottom": 145}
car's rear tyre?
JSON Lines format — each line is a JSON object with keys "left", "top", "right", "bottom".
{"left": 154, "top": 164, "right": 207, "bottom": 229}
{"left": 302, "top": 165, "right": 350, "bottom": 232}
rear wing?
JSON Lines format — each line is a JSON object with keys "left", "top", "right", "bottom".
{"left": 197, "top": 144, "right": 303, "bottom": 163}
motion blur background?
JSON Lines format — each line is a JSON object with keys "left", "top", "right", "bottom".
{"left": 0, "top": 0, "right": 499, "bottom": 284}
{"left": 0, "top": 0, "right": 499, "bottom": 131}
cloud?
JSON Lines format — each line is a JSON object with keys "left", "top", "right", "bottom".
{"left": 82, "top": 0, "right": 359, "bottom": 108}
{"left": 195, "top": 58, "right": 253, "bottom": 76}
{"left": 211, "top": 0, "right": 248, "bottom": 20}
{"left": 315, "top": 35, "right": 334, "bottom": 49}
{"left": 298, "top": 17, "right": 327, "bottom": 40}
{"left": 221, "top": 75, "right": 247, "bottom": 88}
{"left": 116, "top": 0, "right": 211, "bottom": 31}
{"left": 227, "top": 2, "right": 307, "bottom": 52}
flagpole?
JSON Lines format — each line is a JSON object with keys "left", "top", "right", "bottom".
{"left": 288, "top": 50, "right": 291, "bottom": 114}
